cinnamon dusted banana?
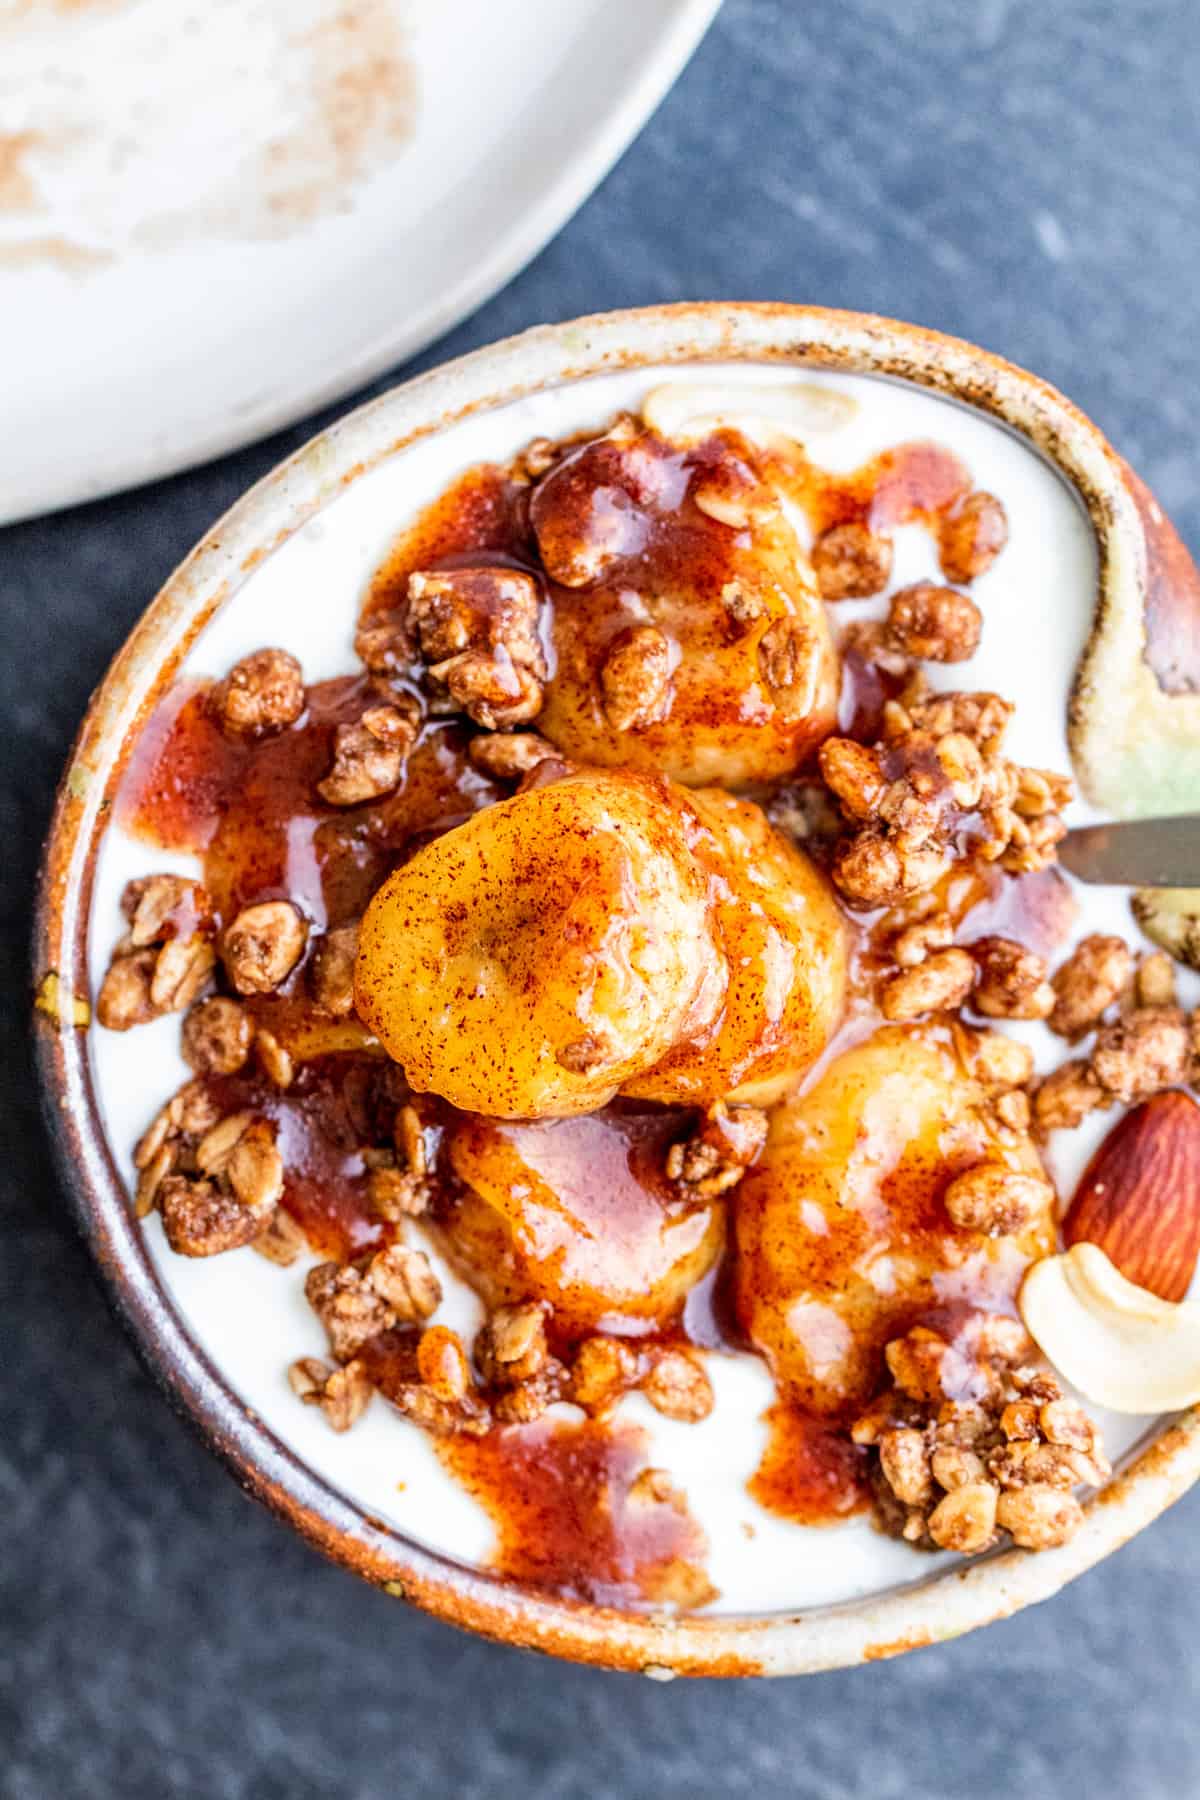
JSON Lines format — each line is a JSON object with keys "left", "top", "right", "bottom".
{"left": 355, "top": 769, "right": 726, "bottom": 1118}
{"left": 532, "top": 423, "right": 838, "bottom": 787}
{"left": 734, "top": 1024, "right": 1056, "bottom": 1416}
{"left": 356, "top": 767, "right": 848, "bottom": 1119}
{"left": 624, "top": 786, "right": 847, "bottom": 1109}
{"left": 439, "top": 1107, "right": 724, "bottom": 1332}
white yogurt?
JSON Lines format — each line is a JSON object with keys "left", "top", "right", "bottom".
{"left": 85, "top": 363, "right": 1198, "bottom": 1614}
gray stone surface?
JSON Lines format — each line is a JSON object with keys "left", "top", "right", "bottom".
{"left": 5, "top": 2, "right": 1200, "bottom": 1794}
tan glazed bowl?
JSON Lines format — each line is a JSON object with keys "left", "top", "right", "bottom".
{"left": 33, "top": 303, "right": 1200, "bottom": 1676}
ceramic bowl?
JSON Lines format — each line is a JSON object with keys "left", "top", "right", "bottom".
{"left": 34, "top": 303, "right": 1200, "bottom": 1676}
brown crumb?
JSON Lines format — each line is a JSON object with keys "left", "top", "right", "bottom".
{"left": 1032, "top": 1060, "right": 1107, "bottom": 1135}
{"left": 970, "top": 936, "right": 1056, "bottom": 1020}
{"left": 938, "top": 492, "right": 1009, "bottom": 584}
{"left": 289, "top": 1356, "right": 373, "bottom": 1433}
{"left": 368, "top": 1164, "right": 429, "bottom": 1221}
{"left": 666, "top": 1102, "right": 767, "bottom": 1199}
{"left": 969, "top": 1031, "right": 1035, "bottom": 1093}
{"left": 942, "top": 1164, "right": 1050, "bottom": 1237}
{"left": 886, "top": 583, "right": 982, "bottom": 663}
{"left": 310, "top": 922, "right": 360, "bottom": 1017}
{"left": 812, "top": 521, "right": 894, "bottom": 600}
{"left": 1049, "top": 934, "right": 1133, "bottom": 1040}
{"left": 182, "top": 996, "right": 254, "bottom": 1075}
{"left": 600, "top": 624, "right": 673, "bottom": 732}
{"left": 213, "top": 649, "right": 305, "bottom": 738}
{"left": 467, "top": 731, "right": 557, "bottom": 780}
{"left": 160, "top": 1173, "right": 269, "bottom": 1258}
{"left": 1091, "top": 1006, "right": 1191, "bottom": 1103}
{"left": 570, "top": 1335, "right": 641, "bottom": 1414}
{"left": 995, "top": 1485, "right": 1083, "bottom": 1549}
{"left": 222, "top": 901, "right": 307, "bottom": 995}
{"left": 318, "top": 700, "right": 419, "bottom": 806}
{"left": 306, "top": 1261, "right": 395, "bottom": 1362}
{"left": 880, "top": 947, "right": 976, "bottom": 1020}
{"left": 1135, "top": 950, "right": 1178, "bottom": 1009}
{"left": 640, "top": 1350, "right": 714, "bottom": 1422}
{"left": 252, "top": 1208, "right": 308, "bottom": 1267}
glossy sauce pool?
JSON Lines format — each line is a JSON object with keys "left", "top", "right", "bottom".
{"left": 89, "top": 360, "right": 1167, "bottom": 1618}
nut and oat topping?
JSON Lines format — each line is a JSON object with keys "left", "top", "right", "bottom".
{"left": 886, "top": 583, "right": 982, "bottom": 664}
{"left": 880, "top": 947, "right": 976, "bottom": 1021}
{"left": 600, "top": 623, "right": 673, "bottom": 731}
{"left": 970, "top": 936, "right": 1056, "bottom": 1020}
{"left": 213, "top": 649, "right": 305, "bottom": 738}
{"left": 130, "top": 1065, "right": 284, "bottom": 1238}
{"left": 309, "top": 922, "right": 360, "bottom": 1017}
{"left": 136, "top": 1090, "right": 283, "bottom": 1257}
{"left": 97, "top": 876, "right": 216, "bottom": 1030}
{"left": 819, "top": 655, "right": 1072, "bottom": 912}
{"left": 943, "top": 1164, "right": 1052, "bottom": 1237}
{"left": 406, "top": 566, "right": 546, "bottom": 729}
{"left": 937, "top": 492, "right": 1009, "bottom": 584}
{"left": 666, "top": 1103, "right": 768, "bottom": 1199}
{"left": 317, "top": 700, "right": 419, "bottom": 805}
{"left": 1048, "top": 933, "right": 1133, "bottom": 1039}
{"left": 812, "top": 521, "right": 894, "bottom": 600}
{"left": 222, "top": 901, "right": 307, "bottom": 995}
{"left": 854, "top": 1320, "right": 1108, "bottom": 1554}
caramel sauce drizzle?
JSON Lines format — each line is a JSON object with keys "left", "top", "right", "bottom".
{"left": 438, "top": 1417, "right": 714, "bottom": 1610}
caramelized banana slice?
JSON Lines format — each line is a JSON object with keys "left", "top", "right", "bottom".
{"left": 439, "top": 1107, "right": 723, "bottom": 1333}
{"left": 355, "top": 770, "right": 725, "bottom": 1118}
{"left": 532, "top": 425, "right": 838, "bottom": 787}
{"left": 734, "top": 1025, "right": 1056, "bottom": 1416}
{"left": 623, "top": 788, "right": 847, "bottom": 1109}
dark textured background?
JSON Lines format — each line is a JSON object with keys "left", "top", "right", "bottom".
{"left": 6, "top": 2, "right": 1200, "bottom": 1794}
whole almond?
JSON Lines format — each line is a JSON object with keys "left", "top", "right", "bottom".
{"left": 1064, "top": 1090, "right": 1200, "bottom": 1303}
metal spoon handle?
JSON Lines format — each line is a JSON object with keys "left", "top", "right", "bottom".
{"left": 1058, "top": 815, "right": 1200, "bottom": 887}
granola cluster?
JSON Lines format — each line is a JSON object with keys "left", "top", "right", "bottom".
{"left": 402, "top": 566, "right": 547, "bottom": 729}
{"left": 133, "top": 1080, "right": 284, "bottom": 1257}
{"left": 96, "top": 875, "right": 216, "bottom": 1031}
{"left": 665, "top": 1102, "right": 769, "bottom": 1200}
{"left": 292, "top": 1257, "right": 718, "bottom": 1438}
{"left": 1034, "top": 942, "right": 1200, "bottom": 1133}
{"left": 820, "top": 668, "right": 1071, "bottom": 911}
{"left": 853, "top": 1317, "right": 1110, "bottom": 1554}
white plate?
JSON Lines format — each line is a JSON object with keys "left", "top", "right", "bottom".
{"left": 0, "top": 0, "right": 719, "bottom": 524}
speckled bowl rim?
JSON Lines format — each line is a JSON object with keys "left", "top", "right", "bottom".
{"left": 33, "top": 302, "right": 1200, "bottom": 1677}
